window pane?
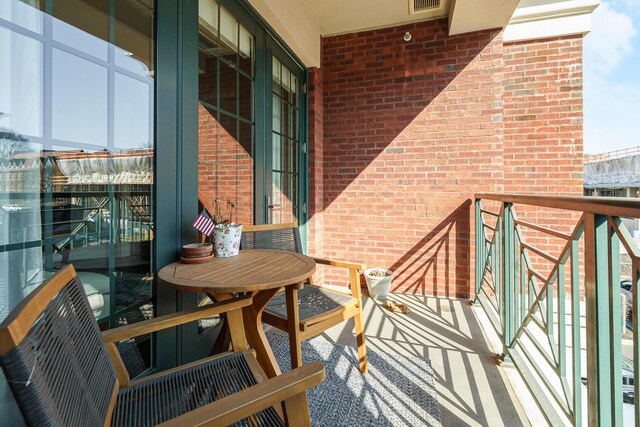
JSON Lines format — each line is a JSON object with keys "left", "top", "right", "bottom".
{"left": 114, "top": 72, "right": 153, "bottom": 149}
{"left": 239, "top": 73, "right": 252, "bottom": 121}
{"left": 199, "top": 0, "right": 218, "bottom": 35}
{"left": 272, "top": 97, "right": 280, "bottom": 134}
{"left": 281, "top": 101, "right": 289, "bottom": 138}
{"left": 0, "top": 27, "right": 43, "bottom": 138}
{"left": 53, "top": 0, "right": 109, "bottom": 60}
{"left": 272, "top": 58, "right": 281, "bottom": 96}
{"left": 291, "top": 75, "right": 297, "bottom": 105}
{"left": 238, "top": 26, "right": 252, "bottom": 76}
{"left": 0, "top": 0, "right": 43, "bottom": 34}
{"left": 115, "top": 0, "right": 155, "bottom": 76}
{"left": 199, "top": 55, "right": 218, "bottom": 107}
{"left": 52, "top": 48, "right": 108, "bottom": 146}
{"left": 219, "top": 7, "right": 236, "bottom": 65}
{"left": 219, "top": 59, "right": 237, "bottom": 115}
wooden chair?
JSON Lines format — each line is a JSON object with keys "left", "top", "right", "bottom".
{"left": 0, "top": 265, "right": 325, "bottom": 427}
{"left": 241, "top": 222, "right": 368, "bottom": 374}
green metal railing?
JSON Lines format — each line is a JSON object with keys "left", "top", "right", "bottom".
{"left": 475, "top": 194, "right": 640, "bottom": 426}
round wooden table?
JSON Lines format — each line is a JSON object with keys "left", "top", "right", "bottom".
{"left": 158, "top": 249, "right": 316, "bottom": 378}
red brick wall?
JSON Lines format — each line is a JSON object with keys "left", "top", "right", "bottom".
{"left": 502, "top": 36, "right": 584, "bottom": 279}
{"left": 307, "top": 66, "right": 325, "bottom": 283}
{"left": 312, "top": 20, "right": 584, "bottom": 297}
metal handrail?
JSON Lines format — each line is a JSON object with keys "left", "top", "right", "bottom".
{"left": 475, "top": 193, "right": 640, "bottom": 218}
{"left": 475, "top": 194, "right": 640, "bottom": 426}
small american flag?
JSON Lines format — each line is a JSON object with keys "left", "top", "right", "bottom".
{"left": 192, "top": 209, "right": 216, "bottom": 236}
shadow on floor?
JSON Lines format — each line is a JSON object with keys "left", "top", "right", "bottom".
{"left": 320, "top": 295, "right": 530, "bottom": 427}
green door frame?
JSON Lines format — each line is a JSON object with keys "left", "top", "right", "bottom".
{"left": 154, "top": 0, "right": 309, "bottom": 369}
{"left": 155, "top": 0, "right": 199, "bottom": 370}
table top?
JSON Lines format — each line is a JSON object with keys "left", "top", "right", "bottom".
{"left": 158, "top": 249, "right": 316, "bottom": 293}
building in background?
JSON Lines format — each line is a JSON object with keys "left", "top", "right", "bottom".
{"left": 585, "top": 147, "right": 640, "bottom": 198}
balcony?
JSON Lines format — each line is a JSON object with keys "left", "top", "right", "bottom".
{"left": 0, "top": 0, "right": 607, "bottom": 425}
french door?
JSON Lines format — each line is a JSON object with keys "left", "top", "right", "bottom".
{"left": 265, "top": 43, "right": 306, "bottom": 227}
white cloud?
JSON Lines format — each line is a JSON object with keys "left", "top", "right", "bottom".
{"left": 620, "top": 0, "right": 640, "bottom": 8}
{"left": 585, "top": 2, "right": 637, "bottom": 74}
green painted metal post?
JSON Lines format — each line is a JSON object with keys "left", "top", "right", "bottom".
{"left": 571, "top": 234, "right": 582, "bottom": 426}
{"left": 584, "top": 213, "right": 621, "bottom": 426}
{"left": 609, "top": 219, "right": 622, "bottom": 427}
{"left": 502, "top": 202, "right": 515, "bottom": 355}
{"left": 633, "top": 262, "right": 640, "bottom": 425}
{"left": 475, "top": 199, "right": 482, "bottom": 304}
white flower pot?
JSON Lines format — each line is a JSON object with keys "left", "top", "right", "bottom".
{"left": 363, "top": 268, "right": 393, "bottom": 300}
{"left": 213, "top": 224, "right": 242, "bottom": 257}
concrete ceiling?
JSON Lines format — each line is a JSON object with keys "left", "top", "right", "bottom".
{"left": 300, "top": 0, "right": 450, "bottom": 36}
{"left": 249, "top": 0, "right": 585, "bottom": 68}
{"left": 448, "top": 0, "right": 522, "bottom": 35}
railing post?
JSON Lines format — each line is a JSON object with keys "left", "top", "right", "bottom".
{"left": 502, "top": 202, "right": 515, "bottom": 358}
{"left": 475, "top": 198, "right": 482, "bottom": 304}
{"left": 584, "top": 213, "right": 621, "bottom": 426}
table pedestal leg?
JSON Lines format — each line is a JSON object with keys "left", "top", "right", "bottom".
{"left": 243, "top": 287, "right": 282, "bottom": 378}
{"left": 206, "top": 292, "right": 232, "bottom": 356}
{"left": 209, "top": 313, "right": 231, "bottom": 356}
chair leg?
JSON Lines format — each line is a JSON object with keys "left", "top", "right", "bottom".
{"left": 286, "top": 285, "right": 303, "bottom": 369}
{"left": 282, "top": 392, "right": 312, "bottom": 427}
{"left": 348, "top": 269, "right": 368, "bottom": 374}
{"left": 354, "top": 304, "right": 368, "bottom": 374}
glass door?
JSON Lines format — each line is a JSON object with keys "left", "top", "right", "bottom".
{"left": 267, "top": 50, "right": 305, "bottom": 225}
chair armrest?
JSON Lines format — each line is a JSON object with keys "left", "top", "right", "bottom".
{"left": 311, "top": 256, "right": 366, "bottom": 271}
{"left": 311, "top": 257, "right": 366, "bottom": 299}
{"left": 103, "top": 295, "right": 252, "bottom": 343}
{"left": 158, "top": 361, "right": 326, "bottom": 427}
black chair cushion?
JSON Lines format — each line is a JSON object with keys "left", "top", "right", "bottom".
{"left": 264, "top": 284, "right": 356, "bottom": 324}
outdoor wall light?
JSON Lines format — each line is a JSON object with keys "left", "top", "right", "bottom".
{"left": 404, "top": 32, "right": 412, "bottom": 42}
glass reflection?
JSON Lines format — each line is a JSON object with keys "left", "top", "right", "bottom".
{"left": 0, "top": 0, "right": 155, "bottom": 381}
{"left": 197, "top": 0, "right": 255, "bottom": 335}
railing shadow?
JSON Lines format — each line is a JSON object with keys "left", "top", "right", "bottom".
{"left": 388, "top": 200, "right": 472, "bottom": 298}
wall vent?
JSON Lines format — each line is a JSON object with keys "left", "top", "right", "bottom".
{"left": 409, "top": 0, "right": 441, "bottom": 14}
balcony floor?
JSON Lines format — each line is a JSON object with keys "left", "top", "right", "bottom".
{"left": 320, "top": 294, "right": 532, "bottom": 427}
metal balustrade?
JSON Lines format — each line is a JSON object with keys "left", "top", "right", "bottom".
{"left": 475, "top": 193, "right": 640, "bottom": 426}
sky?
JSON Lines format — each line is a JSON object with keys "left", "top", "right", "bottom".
{"left": 584, "top": 0, "right": 640, "bottom": 154}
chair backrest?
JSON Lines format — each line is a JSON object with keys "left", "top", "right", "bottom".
{"left": 0, "top": 265, "right": 118, "bottom": 427}
{"left": 240, "top": 222, "right": 303, "bottom": 253}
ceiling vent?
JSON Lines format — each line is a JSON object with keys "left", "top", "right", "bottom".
{"left": 409, "top": 0, "right": 441, "bottom": 14}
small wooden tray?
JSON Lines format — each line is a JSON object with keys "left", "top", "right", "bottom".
{"left": 180, "top": 255, "right": 214, "bottom": 264}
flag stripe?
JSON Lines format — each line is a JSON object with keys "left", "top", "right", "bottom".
{"left": 192, "top": 210, "right": 215, "bottom": 236}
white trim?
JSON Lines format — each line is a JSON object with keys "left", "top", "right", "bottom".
{"left": 504, "top": 0, "right": 599, "bottom": 42}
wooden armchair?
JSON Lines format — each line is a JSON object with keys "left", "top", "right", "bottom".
{"left": 0, "top": 265, "right": 325, "bottom": 426}
{"left": 241, "top": 222, "right": 368, "bottom": 374}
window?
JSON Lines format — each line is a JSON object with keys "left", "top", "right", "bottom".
{"left": 0, "top": 0, "right": 155, "bottom": 377}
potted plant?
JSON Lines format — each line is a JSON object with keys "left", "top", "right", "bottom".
{"left": 211, "top": 199, "right": 242, "bottom": 257}
{"left": 363, "top": 268, "right": 393, "bottom": 300}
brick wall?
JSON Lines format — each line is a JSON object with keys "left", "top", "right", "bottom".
{"left": 502, "top": 36, "right": 584, "bottom": 279}
{"left": 307, "top": 65, "right": 325, "bottom": 283}
{"left": 312, "top": 20, "right": 584, "bottom": 297}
